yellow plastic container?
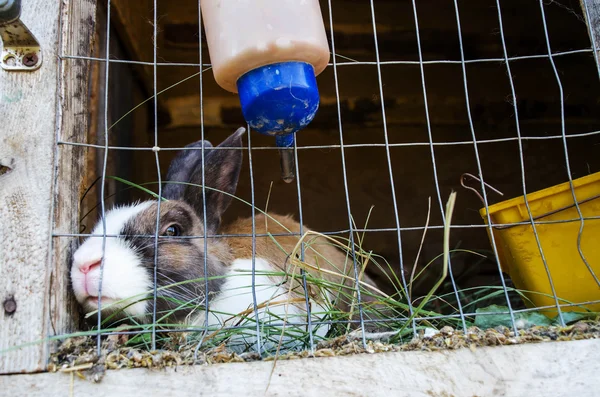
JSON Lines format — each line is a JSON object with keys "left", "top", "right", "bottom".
{"left": 479, "top": 172, "right": 600, "bottom": 316}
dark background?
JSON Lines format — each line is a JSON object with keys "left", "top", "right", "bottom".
{"left": 80, "top": 0, "right": 600, "bottom": 299}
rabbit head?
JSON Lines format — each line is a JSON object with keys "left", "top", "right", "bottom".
{"left": 71, "top": 128, "right": 246, "bottom": 323}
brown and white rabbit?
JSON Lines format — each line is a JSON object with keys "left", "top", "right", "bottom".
{"left": 71, "top": 127, "right": 381, "bottom": 351}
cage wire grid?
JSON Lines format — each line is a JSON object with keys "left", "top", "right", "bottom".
{"left": 52, "top": 0, "right": 600, "bottom": 357}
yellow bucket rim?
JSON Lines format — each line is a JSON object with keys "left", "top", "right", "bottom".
{"left": 479, "top": 171, "right": 600, "bottom": 218}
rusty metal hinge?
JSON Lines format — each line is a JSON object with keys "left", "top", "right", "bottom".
{"left": 0, "top": 0, "right": 42, "bottom": 71}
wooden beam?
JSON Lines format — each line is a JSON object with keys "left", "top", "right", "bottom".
{"left": 581, "top": 0, "right": 600, "bottom": 76}
{"left": 0, "top": 0, "right": 62, "bottom": 374}
{"left": 2, "top": 339, "right": 599, "bottom": 396}
{"left": 51, "top": 0, "right": 98, "bottom": 345}
{"left": 0, "top": 0, "right": 97, "bottom": 374}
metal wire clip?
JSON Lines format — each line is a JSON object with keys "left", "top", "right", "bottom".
{"left": 460, "top": 172, "right": 504, "bottom": 206}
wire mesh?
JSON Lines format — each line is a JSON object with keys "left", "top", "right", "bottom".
{"left": 53, "top": 0, "right": 600, "bottom": 359}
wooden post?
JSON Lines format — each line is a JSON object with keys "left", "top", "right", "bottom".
{"left": 0, "top": 0, "right": 96, "bottom": 374}
{"left": 50, "top": 0, "right": 97, "bottom": 361}
{"left": 582, "top": 0, "right": 600, "bottom": 76}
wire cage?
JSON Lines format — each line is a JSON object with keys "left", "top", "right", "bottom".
{"left": 53, "top": 0, "right": 600, "bottom": 361}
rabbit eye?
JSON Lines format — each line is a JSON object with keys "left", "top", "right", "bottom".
{"left": 164, "top": 225, "right": 181, "bottom": 237}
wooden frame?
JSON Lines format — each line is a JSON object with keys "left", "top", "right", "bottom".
{"left": 2, "top": 339, "right": 600, "bottom": 395}
{"left": 0, "top": 0, "right": 96, "bottom": 374}
{"left": 0, "top": 0, "right": 599, "bottom": 382}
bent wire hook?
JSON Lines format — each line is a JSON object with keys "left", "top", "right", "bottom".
{"left": 460, "top": 173, "right": 504, "bottom": 206}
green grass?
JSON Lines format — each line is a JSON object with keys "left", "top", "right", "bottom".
{"left": 68, "top": 179, "right": 600, "bottom": 357}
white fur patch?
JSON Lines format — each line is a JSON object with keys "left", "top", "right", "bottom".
{"left": 192, "top": 258, "right": 331, "bottom": 353}
{"left": 71, "top": 201, "right": 154, "bottom": 318}
{"left": 73, "top": 203, "right": 333, "bottom": 353}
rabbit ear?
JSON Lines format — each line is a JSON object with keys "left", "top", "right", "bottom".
{"left": 183, "top": 127, "right": 245, "bottom": 233}
{"left": 163, "top": 140, "right": 214, "bottom": 200}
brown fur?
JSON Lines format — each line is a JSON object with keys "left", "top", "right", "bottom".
{"left": 122, "top": 201, "right": 229, "bottom": 321}
{"left": 220, "top": 213, "right": 379, "bottom": 313}
{"left": 131, "top": 202, "right": 379, "bottom": 320}
{"left": 145, "top": 129, "right": 382, "bottom": 324}
{"left": 126, "top": 202, "right": 378, "bottom": 322}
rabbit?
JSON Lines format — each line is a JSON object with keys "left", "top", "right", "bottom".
{"left": 71, "top": 127, "right": 383, "bottom": 352}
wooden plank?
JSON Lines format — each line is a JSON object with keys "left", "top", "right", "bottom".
{"left": 0, "top": 0, "right": 63, "bottom": 374}
{"left": 79, "top": 9, "right": 103, "bottom": 234}
{"left": 581, "top": 0, "right": 600, "bottom": 75}
{"left": 51, "top": 0, "right": 99, "bottom": 350}
{"left": 1, "top": 339, "right": 599, "bottom": 396}
{"left": 0, "top": 0, "right": 97, "bottom": 374}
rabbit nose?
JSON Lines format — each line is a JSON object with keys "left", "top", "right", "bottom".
{"left": 79, "top": 259, "right": 102, "bottom": 274}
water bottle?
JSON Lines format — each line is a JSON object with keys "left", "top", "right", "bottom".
{"left": 201, "top": 0, "right": 330, "bottom": 182}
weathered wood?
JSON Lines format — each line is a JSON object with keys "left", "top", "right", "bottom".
{"left": 0, "top": 0, "right": 63, "bottom": 374}
{"left": 0, "top": 0, "right": 97, "bottom": 374}
{"left": 2, "top": 339, "right": 599, "bottom": 396}
{"left": 79, "top": 10, "right": 103, "bottom": 234}
{"left": 581, "top": 0, "right": 600, "bottom": 76}
{"left": 51, "top": 0, "right": 98, "bottom": 347}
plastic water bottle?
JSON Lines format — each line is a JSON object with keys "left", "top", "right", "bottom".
{"left": 201, "top": 0, "right": 330, "bottom": 182}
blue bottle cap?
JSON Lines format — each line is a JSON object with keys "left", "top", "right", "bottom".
{"left": 236, "top": 61, "right": 320, "bottom": 147}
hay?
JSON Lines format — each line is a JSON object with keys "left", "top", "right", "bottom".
{"left": 48, "top": 320, "right": 600, "bottom": 383}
